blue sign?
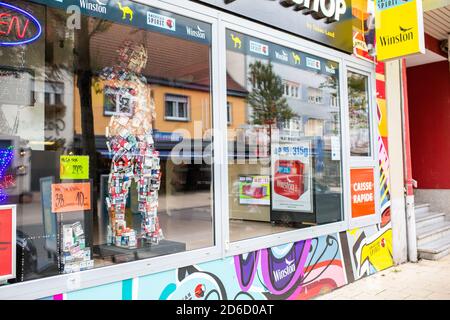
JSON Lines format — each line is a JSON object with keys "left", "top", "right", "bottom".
{"left": 0, "top": 1, "right": 42, "bottom": 46}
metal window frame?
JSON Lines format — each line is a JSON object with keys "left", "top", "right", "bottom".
{"left": 217, "top": 11, "right": 378, "bottom": 258}
{"left": 344, "top": 61, "right": 381, "bottom": 229}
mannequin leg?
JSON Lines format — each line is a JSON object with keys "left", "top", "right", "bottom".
{"left": 135, "top": 137, "right": 163, "bottom": 244}
{"left": 106, "top": 137, "right": 133, "bottom": 245}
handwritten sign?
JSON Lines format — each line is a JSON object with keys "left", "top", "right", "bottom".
{"left": 60, "top": 156, "right": 89, "bottom": 180}
{"left": 351, "top": 168, "right": 375, "bottom": 218}
{"left": 51, "top": 182, "right": 91, "bottom": 213}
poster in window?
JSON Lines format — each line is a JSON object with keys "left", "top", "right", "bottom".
{"left": 239, "top": 175, "right": 270, "bottom": 205}
{"left": 51, "top": 182, "right": 91, "bottom": 213}
{"left": 271, "top": 141, "right": 313, "bottom": 213}
{"left": 351, "top": 168, "right": 375, "bottom": 218}
{"left": 0, "top": 205, "right": 16, "bottom": 281}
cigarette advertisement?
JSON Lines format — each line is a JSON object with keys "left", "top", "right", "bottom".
{"left": 271, "top": 141, "right": 313, "bottom": 213}
{"left": 239, "top": 176, "right": 270, "bottom": 205}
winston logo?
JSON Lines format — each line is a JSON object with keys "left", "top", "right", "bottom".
{"left": 186, "top": 25, "right": 206, "bottom": 40}
{"left": 275, "top": 50, "right": 288, "bottom": 62}
{"left": 379, "top": 25, "right": 414, "bottom": 47}
{"left": 79, "top": 0, "right": 107, "bottom": 14}
{"left": 273, "top": 258, "right": 296, "bottom": 282}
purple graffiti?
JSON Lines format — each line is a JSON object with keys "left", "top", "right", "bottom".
{"left": 260, "top": 239, "right": 311, "bottom": 296}
{"left": 234, "top": 251, "right": 260, "bottom": 292}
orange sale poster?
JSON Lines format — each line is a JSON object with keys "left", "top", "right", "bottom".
{"left": 51, "top": 182, "right": 91, "bottom": 213}
{"left": 351, "top": 168, "right": 375, "bottom": 218}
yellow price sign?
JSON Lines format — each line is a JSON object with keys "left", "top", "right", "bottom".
{"left": 60, "top": 156, "right": 89, "bottom": 180}
{"left": 376, "top": 0, "right": 425, "bottom": 61}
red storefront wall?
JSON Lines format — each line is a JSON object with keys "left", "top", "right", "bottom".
{"left": 407, "top": 60, "right": 450, "bottom": 189}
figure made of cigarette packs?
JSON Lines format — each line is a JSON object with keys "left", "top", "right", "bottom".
{"left": 101, "top": 41, "right": 163, "bottom": 247}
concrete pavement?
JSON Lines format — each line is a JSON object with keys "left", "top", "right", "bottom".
{"left": 315, "top": 255, "right": 450, "bottom": 300}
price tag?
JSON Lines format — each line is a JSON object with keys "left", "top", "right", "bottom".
{"left": 60, "top": 156, "right": 89, "bottom": 180}
{"left": 51, "top": 182, "right": 91, "bottom": 213}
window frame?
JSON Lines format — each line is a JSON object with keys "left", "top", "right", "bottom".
{"left": 164, "top": 93, "right": 191, "bottom": 122}
{"left": 218, "top": 14, "right": 378, "bottom": 258}
{"left": 343, "top": 63, "right": 381, "bottom": 229}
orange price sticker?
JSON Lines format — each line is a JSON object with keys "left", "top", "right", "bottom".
{"left": 351, "top": 168, "right": 375, "bottom": 218}
{"left": 51, "top": 182, "right": 91, "bottom": 213}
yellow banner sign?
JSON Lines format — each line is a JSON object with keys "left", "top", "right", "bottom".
{"left": 376, "top": 0, "right": 425, "bottom": 61}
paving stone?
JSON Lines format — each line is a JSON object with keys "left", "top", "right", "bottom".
{"left": 318, "top": 258, "right": 450, "bottom": 300}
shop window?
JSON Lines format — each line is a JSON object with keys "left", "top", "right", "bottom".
{"left": 0, "top": 0, "right": 214, "bottom": 285}
{"left": 226, "top": 30, "right": 343, "bottom": 243}
{"left": 165, "top": 94, "right": 190, "bottom": 121}
{"left": 348, "top": 71, "right": 371, "bottom": 157}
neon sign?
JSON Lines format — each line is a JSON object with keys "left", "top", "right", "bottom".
{"left": 0, "top": 1, "right": 42, "bottom": 46}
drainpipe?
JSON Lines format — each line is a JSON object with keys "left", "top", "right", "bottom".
{"left": 400, "top": 58, "right": 418, "bottom": 263}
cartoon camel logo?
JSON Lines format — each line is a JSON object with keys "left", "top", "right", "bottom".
{"left": 118, "top": 2, "right": 133, "bottom": 22}
{"left": 292, "top": 52, "right": 301, "bottom": 65}
{"left": 231, "top": 34, "right": 242, "bottom": 49}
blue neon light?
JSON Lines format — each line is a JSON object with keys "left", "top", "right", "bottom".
{"left": 0, "top": 148, "right": 13, "bottom": 203}
{"left": 0, "top": 1, "right": 42, "bottom": 47}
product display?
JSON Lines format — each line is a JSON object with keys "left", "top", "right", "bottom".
{"left": 102, "top": 41, "right": 163, "bottom": 247}
{"left": 60, "top": 221, "right": 94, "bottom": 274}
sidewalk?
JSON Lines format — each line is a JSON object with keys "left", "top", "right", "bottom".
{"left": 315, "top": 255, "right": 450, "bottom": 300}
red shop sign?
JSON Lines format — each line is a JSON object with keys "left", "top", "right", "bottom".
{"left": 0, "top": 205, "right": 16, "bottom": 281}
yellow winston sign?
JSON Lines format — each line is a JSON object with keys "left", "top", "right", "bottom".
{"left": 375, "top": 0, "right": 425, "bottom": 61}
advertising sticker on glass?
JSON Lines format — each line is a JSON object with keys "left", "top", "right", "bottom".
{"left": 239, "top": 176, "right": 270, "bottom": 206}
{"left": 271, "top": 141, "right": 313, "bottom": 213}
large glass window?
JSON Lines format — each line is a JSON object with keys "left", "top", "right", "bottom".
{"left": 348, "top": 71, "right": 371, "bottom": 157}
{"left": 226, "top": 30, "right": 343, "bottom": 242}
{"left": 0, "top": 0, "right": 214, "bottom": 284}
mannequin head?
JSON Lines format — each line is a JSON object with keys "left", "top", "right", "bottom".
{"left": 117, "top": 41, "right": 148, "bottom": 74}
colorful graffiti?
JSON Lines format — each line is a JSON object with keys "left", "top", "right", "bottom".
{"left": 48, "top": 234, "right": 346, "bottom": 300}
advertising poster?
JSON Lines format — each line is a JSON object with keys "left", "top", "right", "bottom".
{"left": 60, "top": 155, "right": 89, "bottom": 180}
{"left": 352, "top": 0, "right": 377, "bottom": 62}
{"left": 271, "top": 141, "right": 313, "bottom": 213}
{"left": 51, "top": 182, "right": 91, "bottom": 213}
{"left": 239, "top": 176, "right": 270, "bottom": 205}
{"left": 0, "top": 205, "right": 16, "bottom": 281}
{"left": 351, "top": 168, "right": 376, "bottom": 218}
{"left": 375, "top": 0, "right": 425, "bottom": 61}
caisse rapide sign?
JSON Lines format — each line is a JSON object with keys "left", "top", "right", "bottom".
{"left": 351, "top": 168, "right": 376, "bottom": 218}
